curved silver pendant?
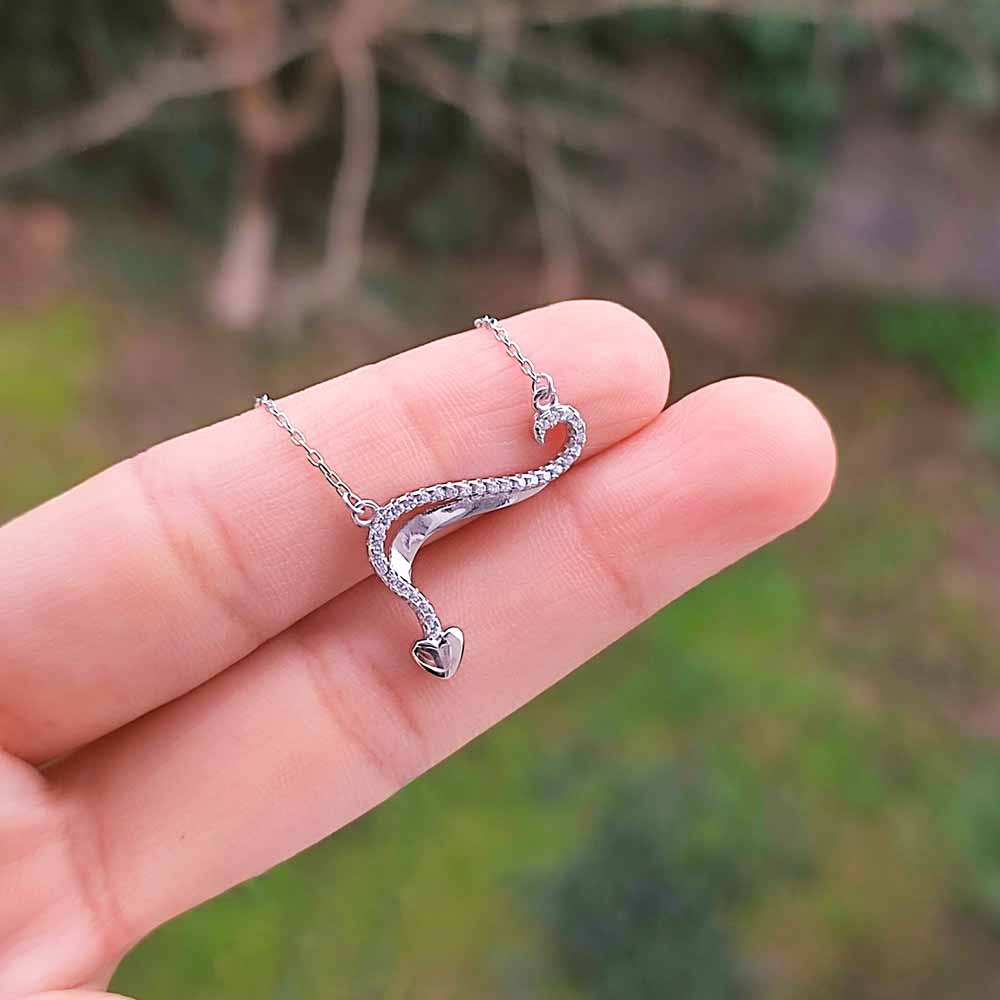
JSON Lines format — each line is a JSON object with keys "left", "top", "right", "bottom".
{"left": 366, "top": 403, "right": 586, "bottom": 678}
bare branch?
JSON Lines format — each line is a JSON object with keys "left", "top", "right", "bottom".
{"left": 473, "top": 15, "right": 584, "bottom": 300}
{"left": 524, "top": 116, "right": 584, "bottom": 301}
{"left": 473, "top": 3, "right": 519, "bottom": 134}
{"left": 394, "top": 0, "right": 945, "bottom": 33}
{"left": 228, "top": 57, "right": 337, "bottom": 155}
{"left": 320, "top": 43, "right": 379, "bottom": 291}
{"left": 274, "top": 3, "right": 383, "bottom": 324}
{"left": 208, "top": 161, "right": 278, "bottom": 328}
{"left": 388, "top": 34, "right": 774, "bottom": 185}
{"left": 0, "top": 18, "right": 327, "bottom": 183}
{"left": 172, "top": 0, "right": 339, "bottom": 157}
{"left": 393, "top": 42, "right": 674, "bottom": 299}
{"left": 0, "top": 0, "right": 946, "bottom": 185}
{"left": 513, "top": 36, "right": 776, "bottom": 179}
{"left": 170, "top": 0, "right": 248, "bottom": 39}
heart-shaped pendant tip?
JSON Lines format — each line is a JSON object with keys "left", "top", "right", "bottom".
{"left": 412, "top": 626, "right": 464, "bottom": 679}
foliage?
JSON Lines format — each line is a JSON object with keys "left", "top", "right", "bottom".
{"left": 589, "top": 10, "right": 842, "bottom": 164}
{"left": 5, "top": 3, "right": 1000, "bottom": 253}
{"left": 0, "top": 302, "right": 106, "bottom": 518}
{"left": 874, "top": 299, "right": 1000, "bottom": 454}
{"left": 574, "top": 5, "right": 1000, "bottom": 163}
{"left": 0, "top": 0, "right": 169, "bottom": 128}
{"left": 947, "top": 753, "right": 1000, "bottom": 926}
{"left": 0, "top": 302, "right": 98, "bottom": 426}
{"left": 0, "top": 2, "right": 223, "bottom": 223}
{"left": 111, "top": 526, "right": 999, "bottom": 998}
{"left": 538, "top": 772, "right": 753, "bottom": 999}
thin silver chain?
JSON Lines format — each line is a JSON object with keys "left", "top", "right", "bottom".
{"left": 474, "top": 315, "right": 558, "bottom": 411}
{"left": 255, "top": 315, "right": 557, "bottom": 528}
{"left": 253, "top": 394, "right": 380, "bottom": 527}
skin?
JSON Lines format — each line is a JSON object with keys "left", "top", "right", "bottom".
{"left": 0, "top": 301, "right": 836, "bottom": 998}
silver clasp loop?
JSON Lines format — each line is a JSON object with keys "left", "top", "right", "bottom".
{"left": 351, "top": 499, "right": 380, "bottom": 528}
{"left": 531, "top": 373, "right": 558, "bottom": 412}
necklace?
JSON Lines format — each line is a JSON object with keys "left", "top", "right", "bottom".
{"left": 255, "top": 316, "right": 586, "bottom": 679}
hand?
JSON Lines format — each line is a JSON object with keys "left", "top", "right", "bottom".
{"left": 0, "top": 301, "right": 835, "bottom": 998}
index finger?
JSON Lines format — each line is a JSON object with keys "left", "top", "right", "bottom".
{"left": 0, "top": 301, "right": 669, "bottom": 762}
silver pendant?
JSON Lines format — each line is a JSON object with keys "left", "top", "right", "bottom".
{"left": 365, "top": 403, "right": 586, "bottom": 678}
{"left": 255, "top": 315, "right": 585, "bottom": 680}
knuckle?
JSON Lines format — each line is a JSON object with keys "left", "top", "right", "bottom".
{"left": 126, "top": 448, "right": 265, "bottom": 648}
{"left": 560, "top": 482, "right": 649, "bottom": 626}
{"left": 0, "top": 763, "right": 129, "bottom": 989}
{"left": 287, "top": 624, "right": 432, "bottom": 793}
{"left": 379, "top": 359, "right": 455, "bottom": 476}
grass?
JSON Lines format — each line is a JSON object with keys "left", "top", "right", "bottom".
{"left": 0, "top": 300, "right": 107, "bottom": 518}
{"left": 113, "top": 543, "right": 997, "bottom": 998}
{"left": 874, "top": 299, "right": 1000, "bottom": 456}
{"left": 5, "top": 274, "right": 1000, "bottom": 997}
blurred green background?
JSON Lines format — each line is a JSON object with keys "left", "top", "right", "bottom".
{"left": 3, "top": 1, "right": 1000, "bottom": 997}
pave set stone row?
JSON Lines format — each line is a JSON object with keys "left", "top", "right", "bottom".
{"left": 365, "top": 404, "right": 587, "bottom": 641}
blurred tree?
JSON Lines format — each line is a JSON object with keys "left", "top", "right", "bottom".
{"left": 539, "top": 772, "right": 755, "bottom": 998}
{"left": 2, "top": 0, "right": 999, "bottom": 328}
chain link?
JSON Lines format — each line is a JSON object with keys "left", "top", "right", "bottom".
{"left": 475, "top": 315, "right": 558, "bottom": 411}
{"left": 254, "top": 394, "right": 379, "bottom": 526}
{"left": 256, "top": 315, "right": 556, "bottom": 527}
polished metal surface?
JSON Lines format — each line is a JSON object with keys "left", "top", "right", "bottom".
{"left": 257, "top": 315, "right": 587, "bottom": 678}
{"left": 388, "top": 486, "right": 544, "bottom": 585}
{"left": 366, "top": 401, "right": 586, "bottom": 679}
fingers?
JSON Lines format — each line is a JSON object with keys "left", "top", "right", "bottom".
{"left": 0, "top": 749, "right": 123, "bottom": 997}
{"left": 51, "top": 376, "right": 835, "bottom": 954}
{"left": 0, "top": 301, "right": 669, "bottom": 763}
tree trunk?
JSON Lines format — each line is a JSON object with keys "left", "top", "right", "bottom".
{"left": 208, "top": 153, "right": 277, "bottom": 330}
